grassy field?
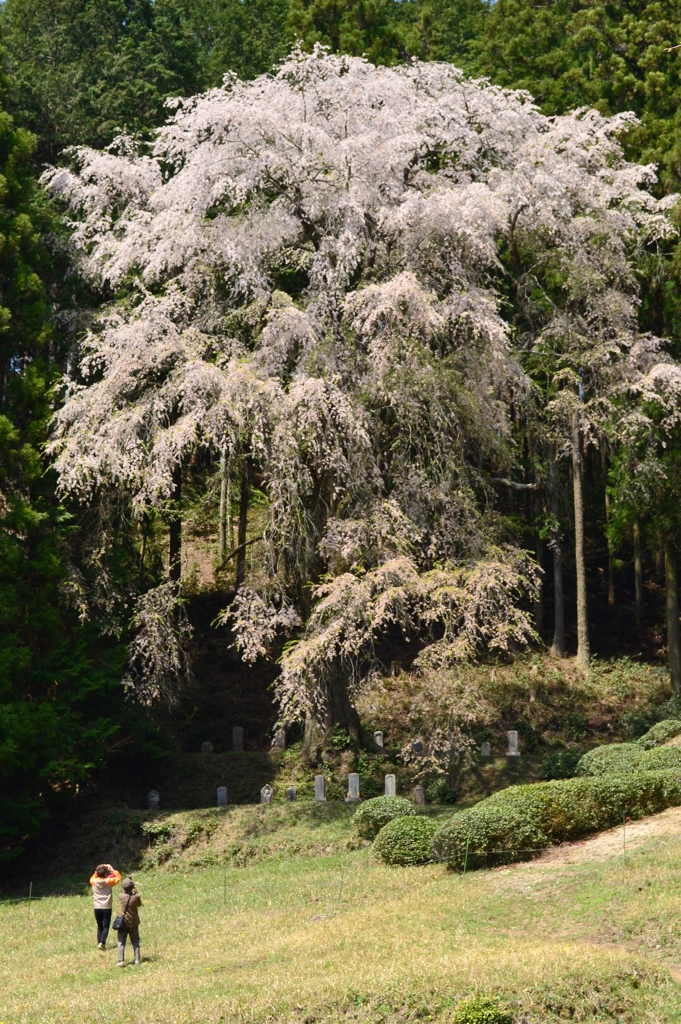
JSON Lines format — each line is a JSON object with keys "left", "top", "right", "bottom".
{"left": 3, "top": 806, "right": 681, "bottom": 1023}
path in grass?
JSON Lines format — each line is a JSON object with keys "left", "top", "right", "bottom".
{"left": 3, "top": 810, "right": 681, "bottom": 1023}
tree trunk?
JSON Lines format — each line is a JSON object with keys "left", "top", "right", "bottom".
{"left": 218, "top": 446, "right": 229, "bottom": 563}
{"left": 549, "top": 450, "right": 565, "bottom": 658}
{"left": 169, "top": 464, "right": 182, "bottom": 583}
{"left": 604, "top": 487, "right": 615, "bottom": 606}
{"left": 572, "top": 414, "right": 590, "bottom": 669}
{"left": 633, "top": 519, "right": 644, "bottom": 637}
{"left": 665, "top": 539, "right": 681, "bottom": 694}
{"left": 235, "top": 463, "right": 249, "bottom": 589}
{"left": 532, "top": 483, "right": 544, "bottom": 634}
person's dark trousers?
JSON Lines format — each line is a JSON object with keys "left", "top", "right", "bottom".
{"left": 94, "top": 908, "right": 112, "bottom": 945}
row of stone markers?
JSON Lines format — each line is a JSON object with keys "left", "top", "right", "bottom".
{"left": 145, "top": 731, "right": 522, "bottom": 809}
{"left": 479, "top": 731, "right": 520, "bottom": 758}
{"left": 200, "top": 726, "right": 286, "bottom": 755}
{"left": 146, "top": 773, "right": 428, "bottom": 811}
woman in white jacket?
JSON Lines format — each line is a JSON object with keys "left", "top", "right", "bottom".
{"left": 89, "top": 863, "right": 122, "bottom": 951}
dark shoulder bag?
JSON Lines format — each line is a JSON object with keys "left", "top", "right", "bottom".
{"left": 113, "top": 894, "right": 132, "bottom": 931}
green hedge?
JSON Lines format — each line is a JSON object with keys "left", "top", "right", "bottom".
{"left": 431, "top": 805, "right": 548, "bottom": 870}
{"left": 352, "top": 796, "right": 415, "bottom": 839}
{"left": 637, "top": 719, "right": 681, "bottom": 750}
{"left": 432, "top": 770, "right": 681, "bottom": 870}
{"left": 576, "top": 743, "right": 643, "bottom": 776}
{"left": 373, "top": 815, "right": 438, "bottom": 865}
{"left": 641, "top": 745, "right": 681, "bottom": 771}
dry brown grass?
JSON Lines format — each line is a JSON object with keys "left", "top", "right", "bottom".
{"left": 3, "top": 810, "right": 681, "bottom": 1023}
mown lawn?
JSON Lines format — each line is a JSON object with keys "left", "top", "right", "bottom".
{"left": 3, "top": 821, "right": 681, "bottom": 1023}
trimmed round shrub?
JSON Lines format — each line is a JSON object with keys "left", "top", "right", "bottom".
{"left": 433, "top": 770, "right": 681, "bottom": 869}
{"left": 576, "top": 743, "right": 643, "bottom": 777}
{"left": 541, "top": 750, "right": 581, "bottom": 780}
{"left": 641, "top": 745, "right": 681, "bottom": 771}
{"left": 452, "top": 997, "right": 513, "bottom": 1024}
{"left": 638, "top": 719, "right": 681, "bottom": 750}
{"left": 352, "top": 796, "right": 415, "bottom": 839}
{"left": 431, "top": 805, "right": 548, "bottom": 870}
{"left": 374, "top": 815, "right": 438, "bottom": 865}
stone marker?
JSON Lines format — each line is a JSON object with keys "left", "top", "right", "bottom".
{"left": 384, "top": 773, "right": 396, "bottom": 797}
{"left": 201, "top": 741, "right": 214, "bottom": 754}
{"left": 232, "top": 726, "right": 244, "bottom": 752}
{"left": 390, "top": 661, "right": 401, "bottom": 677}
{"left": 147, "top": 789, "right": 160, "bottom": 811}
{"left": 217, "top": 786, "right": 227, "bottom": 807}
{"left": 286, "top": 786, "right": 297, "bottom": 801}
{"left": 506, "top": 730, "right": 520, "bottom": 757}
{"left": 413, "top": 784, "right": 426, "bottom": 805}
{"left": 411, "top": 739, "right": 424, "bottom": 756}
{"left": 272, "top": 727, "right": 285, "bottom": 750}
{"left": 314, "top": 775, "right": 326, "bottom": 802}
{"left": 346, "top": 773, "right": 361, "bottom": 803}
{"left": 529, "top": 688, "right": 536, "bottom": 702}
{"left": 480, "top": 741, "right": 491, "bottom": 757}
{"left": 261, "top": 784, "right": 274, "bottom": 804}
{"left": 374, "top": 730, "right": 384, "bottom": 749}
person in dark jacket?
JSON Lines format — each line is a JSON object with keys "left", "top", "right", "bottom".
{"left": 116, "top": 876, "right": 142, "bottom": 966}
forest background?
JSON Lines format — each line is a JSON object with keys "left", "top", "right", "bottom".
{"left": 4, "top": 0, "right": 681, "bottom": 867}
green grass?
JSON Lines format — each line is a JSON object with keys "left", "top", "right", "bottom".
{"left": 3, "top": 807, "right": 681, "bottom": 1022}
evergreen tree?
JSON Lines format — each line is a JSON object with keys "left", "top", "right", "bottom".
{"left": 0, "top": 105, "right": 125, "bottom": 863}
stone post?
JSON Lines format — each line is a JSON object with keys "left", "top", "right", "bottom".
{"left": 384, "top": 774, "right": 396, "bottom": 797}
{"left": 232, "top": 727, "right": 244, "bottom": 752}
{"left": 217, "top": 786, "right": 227, "bottom": 806}
{"left": 314, "top": 775, "right": 326, "bottom": 801}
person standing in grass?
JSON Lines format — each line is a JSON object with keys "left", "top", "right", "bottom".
{"left": 89, "top": 862, "right": 122, "bottom": 951}
{"left": 116, "top": 876, "right": 142, "bottom": 966}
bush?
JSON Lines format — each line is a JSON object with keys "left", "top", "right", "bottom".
{"left": 352, "top": 796, "right": 415, "bottom": 839}
{"left": 432, "top": 770, "right": 681, "bottom": 870}
{"left": 637, "top": 719, "right": 681, "bottom": 750}
{"left": 374, "top": 815, "right": 438, "bottom": 865}
{"left": 431, "top": 805, "right": 548, "bottom": 870}
{"left": 641, "top": 745, "right": 681, "bottom": 771}
{"left": 452, "top": 997, "right": 513, "bottom": 1024}
{"left": 576, "top": 743, "right": 643, "bottom": 776}
{"left": 541, "top": 750, "right": 582, "bottom": 780}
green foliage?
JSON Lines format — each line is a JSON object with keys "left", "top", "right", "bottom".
{"left": 637, "top": 719, "right": 681, "bottom": 750}
{"left": 351, "top": 795, "right": 415, "bottom": 839}
{"left": 541, "top": 750, "right": 582, "bottom": 781}
{"left": 472, "top": 0, "right": 681, "bottom": 190}
{"left": 373, "top": 814, "right": 438, "bottom": 865}
{"left": 641, "top": 745, "right": 681, "bottom": 772}
{"left": 433, "top": 771, "right": 681, "bottom": 869}
{"left": 329, "top": 725, "right": 351, "bottom": 750}
{"left": 452, "top": 997, "right": 514, "bottom": 1024}
{"left": 576, "top": 743, "right": 644, "bottom": 777}
{"left": 431, "top": 804, "right": 549, "bottom": 870}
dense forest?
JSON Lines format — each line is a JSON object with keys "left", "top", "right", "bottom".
{"left": 4, "top": 0, "right": 681, "bottom": 866}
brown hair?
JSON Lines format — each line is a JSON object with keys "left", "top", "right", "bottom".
{"left": 95, "top": 864, "right": 108, "bottom": 878}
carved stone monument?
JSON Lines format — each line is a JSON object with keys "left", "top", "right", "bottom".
{"left": 384, "top": 774, "right": 396, "bottom": 797}
{"left": 506, "top": 730, "right": 520, "bottom": 758}
{"left": 480, "top": 741, "right": 491, "bottom": 757}
{"left": 314, "top": 775, "right": 326, "bottom": 802}
{"left": 217, "top": 786, "right": 227, "bottom": 807}
{"left": 374, "top": 730, "right": 384, "bottom": 749}
{"left": 272, "top": 728, "right": 285, "bottom": 750}
{"left": 201, "top": 741, "right": 214, "bottom": 754}
{"left": 232, "top": 726, "right": 244, "bottom": 752}
{"left": 346, "top": 773, "right": 361, "bottom": 803}
{"left": 286, "top": 786, "right": 297, "bottom": 801}
{"left": 413, "top": 784, "right": 426, "bottom": 805}
{"left": 261, "top": 784, "right": 274, "bottom": 804}
{"left": 147, "top": 790, "right": 160, "bottom": 811}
